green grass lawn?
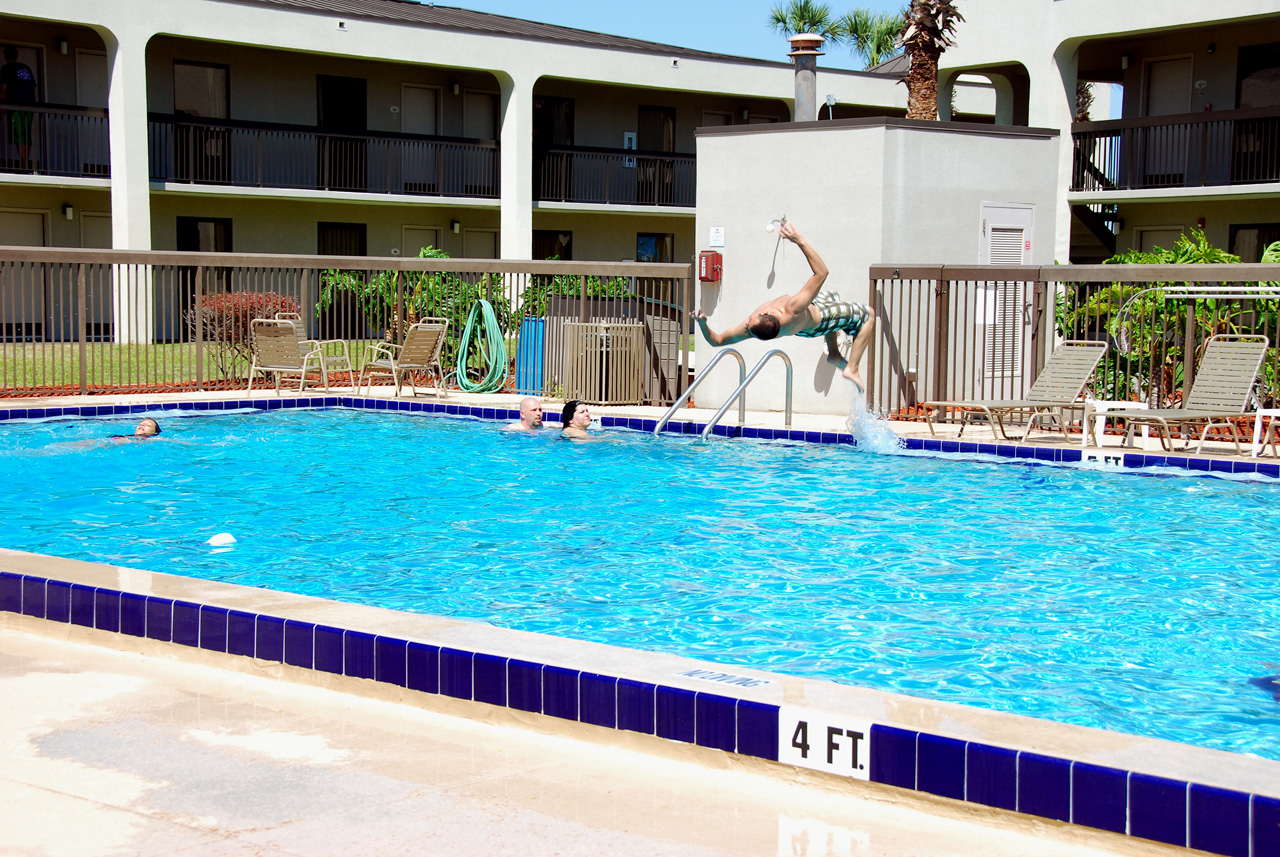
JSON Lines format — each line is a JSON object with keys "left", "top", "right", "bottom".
{"left": 0, "top": 340, "right": 377, "bottom": 392}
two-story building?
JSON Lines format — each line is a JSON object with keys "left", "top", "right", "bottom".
{"left": 0, "top": 0, "right": 999, "bottom": 266}
{"left": 936, "top": 0, "right": 1280, "bottom": 263}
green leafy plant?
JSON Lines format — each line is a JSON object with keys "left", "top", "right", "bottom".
{"left": 518, "top": 256, "right": 632, "bottom": 320}
{"left": 1056, "top": 229, "right": 1279, "bottom": 405}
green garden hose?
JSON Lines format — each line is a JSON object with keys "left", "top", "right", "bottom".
{"left": 454, "top": 299, "right": 508, "bottom": 393}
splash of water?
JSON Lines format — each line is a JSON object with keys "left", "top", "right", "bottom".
{"left": 846, "top": 395, "right": 905, "bottom": 455}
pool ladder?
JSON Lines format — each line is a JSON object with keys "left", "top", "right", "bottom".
{"left": 653, "top": 348, "right": 793, "bottom": 440}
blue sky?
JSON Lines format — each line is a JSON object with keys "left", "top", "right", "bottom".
{"left": 443, "top": 1, "right": 909, "bottom": 70}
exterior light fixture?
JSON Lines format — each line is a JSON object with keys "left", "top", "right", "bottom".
{"left": 61, "top": 203, "right": 74, "bottom": 220}
{"left": 56, "top": 38, "right": 68, "bottom": 55}
{"left": 450, "top": 220, "right": 460, "bottom": 234}
{"left": 452, "top": 82, "right": 460, "bottom": 96}
{"left": 1121, "top": 53, "right": 1131, "bottom": 69}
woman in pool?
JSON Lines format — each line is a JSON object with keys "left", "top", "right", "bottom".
{"left": 111, "top": 418, "right": 161, "bottom": 440}
{"left": 561, "top": 400, "right": 592, "bottom": 438}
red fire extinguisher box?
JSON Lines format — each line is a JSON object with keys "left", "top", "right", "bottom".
{"left": 698, "top": 250, "right": 723, "bottom": 282}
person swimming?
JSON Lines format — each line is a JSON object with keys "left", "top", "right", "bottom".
{"left": 112, "top": 418, "right": 161, "bottom": 440}
{"left": 561, "top": 400, "right": 592, "bottom": 438}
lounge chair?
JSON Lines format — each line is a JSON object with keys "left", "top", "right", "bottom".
{"left": 923, "top": 339, "right": 1108, "bottom": 440}
{"left": 274, "top": 311, "right": 354, "bottom": 386}
{"left": 1120, "top": 334, "right": 1269, "bottom": 454}
{"left": 247, "top": 317, "right": 331, "bottom": 393}
{"left": 359, "top": 318, "right": 450, "bottom": 397}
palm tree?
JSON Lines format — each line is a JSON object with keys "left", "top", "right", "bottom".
{"left": 768, "top": 0, "right": 842, "bottom": 43}
{"left": 900, "top": 0, "right": 964, "bottom": 120}
{"left": 836, "top": 8, "right": 904, "bottom": 69}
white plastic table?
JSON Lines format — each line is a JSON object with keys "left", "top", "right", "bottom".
{"left": 1251, "top": 408, "right": 1280, "bottom": 457}
{"left": 1082, "top": 400, "right": 1150, "bottom": 449}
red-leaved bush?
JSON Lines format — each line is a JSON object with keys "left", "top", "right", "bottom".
{"left": 186, "top": 291, "right": 301, "bottom": 378}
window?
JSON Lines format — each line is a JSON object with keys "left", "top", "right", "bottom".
{"left": 173, "top": 61, "right": 228, "bottom": 118}
{"left": 1230, "top": 222, "right": 1280, "bottom": 262}
{"left": 533, "top": 230, "right": 572, "bottom": 261}
{"left": 636, "top": 233, "right": 673, "bottom": 263}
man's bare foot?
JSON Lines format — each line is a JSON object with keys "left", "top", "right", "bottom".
{"left": 842, "top": 364, "right": 865, "bottom": 395}
{"left": 825, "top": 351, "right": 847, "bottom": 369}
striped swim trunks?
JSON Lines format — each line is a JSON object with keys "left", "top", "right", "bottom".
{"left": 796, "top": 291, "right": 870, "bottom": 338}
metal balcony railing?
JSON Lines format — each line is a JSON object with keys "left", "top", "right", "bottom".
{"left": 0, "top": 103, "right": 109, "bottom": 179}
{"left": 536, "top": 146, "right": 695, "bottom": 207}
{"left": 1071, "top": 105, "right": 1280, "bottom": 192}
{"left": 148, "top": 114, "right": 500, "bottom": 198}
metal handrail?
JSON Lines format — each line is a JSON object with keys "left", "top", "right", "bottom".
{"left": 700, "top": 349, "right": 792, "bottom": 441}
{"left": 652, "top": 348, "right": 746, "bottom": 436}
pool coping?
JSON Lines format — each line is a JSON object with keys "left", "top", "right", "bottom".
{"left": 3, "top": 396, "right": 1280, "bottom": 857}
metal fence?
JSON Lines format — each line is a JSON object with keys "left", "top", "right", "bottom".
{"left": 0, "top": 103, "right": 110, "bottom": 178}
{"left": 0, "top": 246, "right": 692, "bottom": 403}
{"left": 536, "top": 147, "right": 696, "bottom": 207}
{"left": 870, "top": 263, "right": 1280, "bottom": 421}
{"left": 149, "top": 114, "right": 500, "bottom": 198}
{"left": 1071, "top": 105, "right": 1280, "bottom": 192}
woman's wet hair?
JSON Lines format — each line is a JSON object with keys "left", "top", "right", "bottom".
{"left": 145, "top": 418, "right": 161, "bottom": 434}
{"left": 561, "top": 399, "right": 583, "bottom": 428}
{"left": 747, "top": 315, "right": 781, "bottom": 340}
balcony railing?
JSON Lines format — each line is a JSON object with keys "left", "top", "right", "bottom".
{"left": 148, "top": 114, "right": 500, "bottom": 198}
{"left": 536, "top": 146, "right": 695, "bottom": 207}
{"left": 1071, "top": 105, "right": 1280, "bottom": 192}
{"left": 0, "top": 103, "right": 109, "bottom": 179}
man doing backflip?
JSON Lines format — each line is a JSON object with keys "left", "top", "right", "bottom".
{"left": 692, "top": 221, "right": 876, "bottom": 393}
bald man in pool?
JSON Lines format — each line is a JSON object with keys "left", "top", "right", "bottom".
{"left": 504, "top": 396, "right": 545, "bottom": 431}
{"left": 691, "top": 221, "right": 876, "bottom": 394}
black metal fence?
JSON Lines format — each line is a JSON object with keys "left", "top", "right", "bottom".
{"left": 536, "top": 146, "right": 695, "bottom": 207}
{"left": 148, "top": 114, "right": 499, "bottom": 198}
{"left": 1072, "top": 106, "right": 1280, "bottom": 192}
{"left": 0, "top": 103, "right": 109, "bottom": 178}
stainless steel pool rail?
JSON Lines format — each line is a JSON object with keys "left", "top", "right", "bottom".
{"left": 700, "top": 350, "right": 792, "bottom": 440}
{"left": 653, "top": 348, "right": 745, "bottom": 436}
{"left": 653, "top": 348, "right": 793, "bottom": 439}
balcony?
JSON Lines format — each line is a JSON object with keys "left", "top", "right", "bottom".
{"left": 148, "top": 114, "right": 499, "bottom": 199}
{"left": 0, "top": 103, "right": 109, "bottom": 179}
{"left": 536, "top": 146, "right": 695, "bottom": 208}
{"left": 1071, "top": 105, "right": 1280, "bottom": 193}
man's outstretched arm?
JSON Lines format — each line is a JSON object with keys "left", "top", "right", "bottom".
{"left": 692, "top": 310, "right": 749, "bottom": 346}
{"left": 779, "top": 223, "right": 829, "bottom": 313}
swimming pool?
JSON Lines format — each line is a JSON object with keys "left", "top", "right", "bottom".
{"left": 4, "top": 407, "right": 1279, "bottom": 761}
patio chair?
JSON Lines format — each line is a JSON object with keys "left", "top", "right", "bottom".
{"left": 923, "top": 339, "right": 1108, "bottom": 440}
{"left": 275, "top": 311, "right": 354, "bottom": 387}
{"left": 359, "top": 318, "right": 450, "bottom": 397}
{"left": 1120, "top": 334, "right": 1270, "bottom": 454}
{"left": 247, "top": 317, "right": 330, "bottom": 393}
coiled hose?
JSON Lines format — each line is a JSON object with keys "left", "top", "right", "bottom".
{"left": 454, "top": 299, "right": 508, "bottom": 393}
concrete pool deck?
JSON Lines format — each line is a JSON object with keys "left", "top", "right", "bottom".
{"left": 3, "top": 385, "right": 1278, "bottom": 856}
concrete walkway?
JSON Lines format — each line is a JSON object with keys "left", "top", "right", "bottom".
{"left": 0, "top": 627, "right": 1188, "bottom": 857}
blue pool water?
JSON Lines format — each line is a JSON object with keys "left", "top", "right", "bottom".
{"left": 4, "top": 408, "right": 1280, "bottom": 760}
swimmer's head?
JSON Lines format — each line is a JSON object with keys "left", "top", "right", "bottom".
{"left": 561, "top": 399, "right": 590, "bottom": 430}
{"left": 747, "top": 313, "right": 781, "bottom": 341}
{"left": 519, "top": 396, "right": 543, "bottom": 428}
{"left": 134, "top": 418, "right": 160, "bottom": 437}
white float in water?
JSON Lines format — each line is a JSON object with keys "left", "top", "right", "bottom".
{"left": 205, "top": 532, "right": 237, "bottom": 546}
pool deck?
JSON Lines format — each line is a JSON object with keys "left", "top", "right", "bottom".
{"left": 2, "top": 385, "right": 1276, "bottom": 856}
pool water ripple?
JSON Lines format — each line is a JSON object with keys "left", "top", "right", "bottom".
{"left": 3, "top": 408, "right": 1280, "bottom": 758}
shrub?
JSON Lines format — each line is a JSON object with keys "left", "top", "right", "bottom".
{"left": 186, "top": 291, "right": 300, "bottom": 379}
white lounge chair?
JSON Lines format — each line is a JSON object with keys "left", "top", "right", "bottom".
{"left": 247, "top": 317, "right": 330, "bottom": 393}
{"left": 1121, "top": 334, "right": 1269, "bottom": 454}
{"left": 359, "top": 318, "right": 450, "bottom": 397}
{"left": 923, "top": 340, "right": 1108, "bottom": 440}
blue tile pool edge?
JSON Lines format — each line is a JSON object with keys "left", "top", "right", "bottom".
{"left": 1, "top": 396, "right": 1273, "bottom": 480}
{"left": 2, "top": 562, "right": 1276, "bottom": 857}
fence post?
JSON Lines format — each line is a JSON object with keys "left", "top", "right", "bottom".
{"left": 76, "top": 263, "right": 88, "bottom": 394}
{"left": 1183, "top": 302, "right": 1196, "bottom": 402}
{"left": 194, "top": 266, "right": 205, "bottom": 391}
{"left": 1031, "top": 279, "right": 1048, "bottom": 379}
{"left": 932, "top": 276, "right": 951, "bottom": 403}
